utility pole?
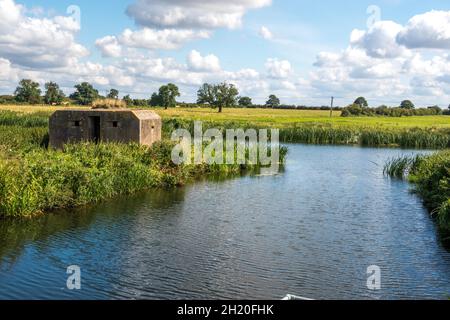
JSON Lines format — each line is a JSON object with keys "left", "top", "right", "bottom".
{"left": 330, "top": 96, "right": 334, "bottom": 118}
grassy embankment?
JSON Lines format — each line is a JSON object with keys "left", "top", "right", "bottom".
{"left": 0, "top": 109, "right": 287, "bottom": 218}
{"left": 384, "top": 151, "right": 450, "bottom": 233}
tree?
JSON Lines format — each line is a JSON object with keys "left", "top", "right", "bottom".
{"left": 265, "top": 94, "right": 280, "bottom": 108}
{"left": 400, "top": 100, "right": 415, "bottom": 109}
{"left": 44, "top": 82, "right": 65, "bottom": 105}
{"left": 238, "top": 96, "right": 253, "bottom": 107}
{"left": 70, "top": 82, "right": 99, "bottom": 105}
{"left": 107, "top": 89, "right": 119, "bottom": 99}
{"left": 158, "top": 83, "right": 180, "bottom": 109}
{"left": 14, "top": 79, "right": 41, "bottom": 104}
{"left": 197, "top": 82, "right": 239, "bottom": 113}
{"left": 354, "top": 97, "right": 368, "bottom": 107}
{"left": 149, "top": 92, "right": 162, "bottom": 107}
{"left": 123, "top": 94, "right": 133, "bottom": 106}
{"left": 197, "top": 83, "right": 215, "bottom": 106}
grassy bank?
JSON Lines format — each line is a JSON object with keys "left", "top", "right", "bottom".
{"left": 0, "top": 110, "right": 287, "bottom": 218}
{"left": 384, "top": 151, "right": 450, "bottom": 232}
{"left": 2, "top": 105, "right": 449, "bottom": 149}
{"left": 0, "top": 142, "right": 286, "bottom": 218}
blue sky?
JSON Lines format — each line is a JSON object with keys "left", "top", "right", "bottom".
{"left": 1, "top": 0, "right": 450, "bottom": 106}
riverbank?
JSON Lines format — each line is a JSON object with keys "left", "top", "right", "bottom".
{"left": 0, "top": 110, "right": 287, "bottom": 218}
{"left": 384, "top": 151, "right": 450, "bottom": 233}
{"left": 2, "top": 144, "right": 449, "bottom": 299}
{"left": 0, "top": 108, "right": 448, "bottom": 218}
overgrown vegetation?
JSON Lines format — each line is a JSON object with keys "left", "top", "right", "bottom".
{"left": 91, "top": 98, "right": 127, "bottom": 109}
{"left": 384, "top": 151, "right": 450, "bottom": 232}
{"left": 0, "top": 110, "right": 287, "bottom": 218}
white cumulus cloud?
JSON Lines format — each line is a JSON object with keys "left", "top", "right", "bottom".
{"left": 350, "top": 21, "right": 407, "bottom": 59}
{"left": 397, "top": 10, "right": 450, "bottom": 49}
{"left": 0, "top": 0, "right": 88, "bottom": 68}
{"left": 126, "top": 0, "right": 271, "bottom": 29}
{"left": 265, "top": 58, "right": 292, "bottom": 78}
{"left": 259, "top": 26, "right": 273, "bottom": 40}
{"left": 187, "top": 50, "right": 221, "bottom": 72}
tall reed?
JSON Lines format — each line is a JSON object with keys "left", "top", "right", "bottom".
{"left": 384, "top": 151, "right": 450, "bottom": 232}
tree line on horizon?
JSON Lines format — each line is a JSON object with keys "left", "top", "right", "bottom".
{"left": 0, "top": 79, "right": 449, "bottom": 116}
{"left": 342, "top": 96, "right": 448, "bottom": 117}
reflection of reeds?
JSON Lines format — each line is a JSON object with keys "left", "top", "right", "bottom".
{"left": 384, "top": 151, "right": 450, "bottom": 232}
{"left": 0, "top": 137, "right": 287, "bottom": 218}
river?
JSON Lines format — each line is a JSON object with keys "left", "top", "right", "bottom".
{"left": 0, "top": 144, "right": 449, "bottom": 300}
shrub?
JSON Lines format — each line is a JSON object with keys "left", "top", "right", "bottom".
{"left": 384, "top": 151, "right": 450, "bottom": 231}
{"left": 91, "top": 99, "right": 127, "bottom": 109}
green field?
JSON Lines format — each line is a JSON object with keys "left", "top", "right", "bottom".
{"left": 155, "top": 107, "right": 450, "bottom": 129}
{"left": 1, "top": 105, "right": 450, "bottom": 149}
{"left": 2, "top": 105, "right": 450, "bottom": 129}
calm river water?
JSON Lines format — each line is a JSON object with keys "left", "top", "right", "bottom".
{"left": 0, "top": 144, "right": 449, "bottom": 300}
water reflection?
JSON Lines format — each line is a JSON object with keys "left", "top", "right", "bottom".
{"left": 0, "top": 144, "right": 449, "bottom": 300}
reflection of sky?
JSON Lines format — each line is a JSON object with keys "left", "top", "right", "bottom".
{"left": 0, "top": 145, "right": 449, "bottom": 300}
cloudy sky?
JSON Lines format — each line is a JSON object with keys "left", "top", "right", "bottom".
{"left": 1, "top": 0, "right": 450, "bottom": 107}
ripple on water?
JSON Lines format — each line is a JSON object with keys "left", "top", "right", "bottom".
{"left": 0, "top": 145, "right": 449, "bottom": 300}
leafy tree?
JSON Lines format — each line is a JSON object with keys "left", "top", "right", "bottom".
{"left": 197, "top": 83, "right": 215, "bottom": 106}
{"left": 400, "top": 100, "right": 415, "bottom": 109}
{"left": 265, "top": 94, "right": 280, "bottom": 108}
{"left": 70, "top": 82, "right": 99, "bottom": 105}
{"left": 354, "top": 96, "right": 368, "bottom": 107}
{"left": 14, "top": 79, "right": 41, "bottom": 104}
{"left": 158, "top": 83, "right": 180, "bottom": 109}
{"left": 149, "top": 92, "right": 162, "bottom": 107}
{"left": 197, "top": 82, "right": 239, "bottom": 113}
{"left": 44, "top": 82, "right": 65, "bottom": 105}
{"left": 107, "top": 89, "right": 119, "bottom": 99}
{"left": 123, "top": 94, "right": 133, "bottom": 106}
{"left": 238, "top": 96, "right": 253, "bottom": 107}
{"left": 133, "top": 99, "right": 149, "bottom": 107}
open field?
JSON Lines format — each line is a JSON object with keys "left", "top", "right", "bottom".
{"left": 156, "top": 107, "right": 450, "bottom": 129}
{"left": 1, "top": 104, "right": 450, "bottom": 129}
{"left": 1, "top": 105, "right": 449, "bottom": 149}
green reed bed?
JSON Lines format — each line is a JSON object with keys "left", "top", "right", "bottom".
{"left": 0, "top": 141, "right": 286, "bottom": 218}
{"left": 384, "top": 151, "right": 450, "bottom": 231}
{"left": 0, "top": 110, "right": 49, "bottom": 128}
{"left": 1, "top": 111, "right": 448, "bottom": 149}
{"left": 0, "top": 114, "right": 287, "bottom": 219}
{"left": 162, "top": 118, "right": 450, "bottom": 149}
